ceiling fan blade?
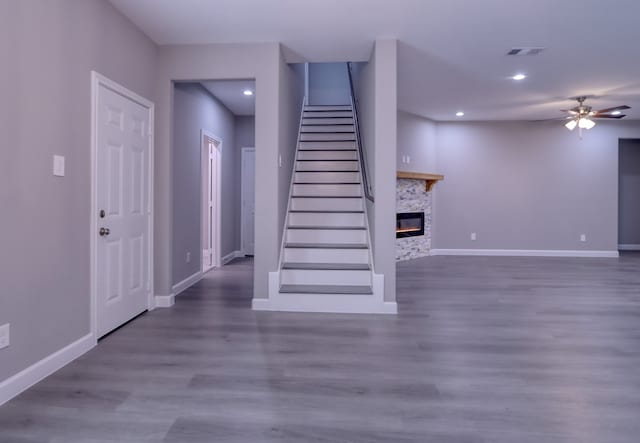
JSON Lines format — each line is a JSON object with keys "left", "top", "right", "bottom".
{"left": 595, "top": 105, "right": 630, "bottom": 114}
{"left": 560, "top": 109, "right": 578, "bottom": 115}
{"left": 593, "top": 114, "right": 626, "bottom": 119}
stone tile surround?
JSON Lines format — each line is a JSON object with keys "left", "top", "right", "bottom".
{"left": 396, "top": 178, "right": 432, "bottom": 261}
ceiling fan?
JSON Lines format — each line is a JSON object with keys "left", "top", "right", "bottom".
{"left": 561, "top": 96, "right": 630, "bottom": 137}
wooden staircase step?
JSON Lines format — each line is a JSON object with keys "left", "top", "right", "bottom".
{"left": 287, "top": 225, "right": 366, "bottom": 230}
{"left": 288, "top": 210, "right": 364, "bottom": 213}
{"left": 279, "top": 284, "right": 373, "bottom": 295}
{"left": 304, "top": 105, "right": 352, "bottom": 111}
{"left": 282, "top": 262, "right": 370, "bottom": 271}
{"left": 285, "top": 243, "right": 368, "bottom": 249}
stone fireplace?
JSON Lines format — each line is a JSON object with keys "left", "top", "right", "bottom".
{"left": 396, "top": 172, "right": 442, "bottom": 261}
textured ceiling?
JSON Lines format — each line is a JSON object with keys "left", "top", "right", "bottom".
{"left": 110, "top": 0, "right": 640, "bottom": 121}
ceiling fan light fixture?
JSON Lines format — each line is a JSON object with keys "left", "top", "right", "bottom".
{"left": 565, "top": 119, "right": 578, "bottom": 131}
{"left": 578, "top": 118, "right": 596, "bottom": 130}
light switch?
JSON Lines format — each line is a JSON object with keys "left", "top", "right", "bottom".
{"left": 53, "top": 155, "right": 65, "bottom": 177}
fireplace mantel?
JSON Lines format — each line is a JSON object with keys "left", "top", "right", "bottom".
{"left": 397, "top": 171, "right": 444, "bottom": 192}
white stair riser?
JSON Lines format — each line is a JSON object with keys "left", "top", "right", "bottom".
{"left": 295, "top": 172, "right": 359, "bottom": 183}
{"left": 286, "top": 229, "right": 367, "bottom": 244}
{"left": 304, "top": 111, "right": 353, "bottom": 118}
{"left": 302, "top": 118, "right": 354, "bottom": 125}
{"left": 300, "top": 133, "right": 356, "bottom": 141}
{"left": 296, "top": 161, "right": 359, "bottom": 171}
{"left": 304, "top": 105, "right": 352, "bottom": 111}
{"left": 290, "top": 197, "right": 363, "bottom": 211}
{"left": 283, "top": 248, "right": 369, "bottom": 264}
{"left": 281, "top": 269, "right": 371, "bottom": 286}
{"left": 297, "top": 150, "right": 357, "bottom": 161}
{"left": 292, "top": 184, "right": 361, "bottom": 197}
{"left": 289, "top": 212, "right": 365, "bottom": 227}
{"left": 299, "top": 141, "right": 356, "bottom": 150}
{"left": 301, "top": 125, "right": 354, "bottom": 133}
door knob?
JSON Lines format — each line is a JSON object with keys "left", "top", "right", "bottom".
{"left": 99, "top": 227, "right": 110, "bottom": 236}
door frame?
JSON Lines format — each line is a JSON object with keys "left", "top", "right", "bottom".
{"left": 90, "top": 71, "right": 155, "bottom": 343}
{"left": 201, "top": 129, "right": 222, "bottom": 271}
{"left": 241, "top": 147, "right": 256, "bottom": 256}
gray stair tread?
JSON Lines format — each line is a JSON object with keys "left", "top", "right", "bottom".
{"left": 282, "top": 262, "right": 371, "bottom": 271}
{"left": 296, "top": 170, "right": 359, "bottom": 173}
{"left": 280, "top": 284, "right": 373, "bottom": 295}
{"left": 285, "top": 243, "right": 368, "bottom": 249}
{"left": 287, "top": 225, "right": 366, "bottom": 230}
{"left": 293, "top": 183, "right": 361, "bottom": 186}
{"left": 304, "top": 105, "right": 352, "bottom": 111}
{"left": 289, "top": 210, "right": 364, "bottom": 213}
{"left": 298, "top": 149, "right": 358, "bottom": 152}
{"left": 301, "top": 128, "right": 355, "bottom": 132}
{"left": 291, "top": 196, "right": 362, "bottom": 199}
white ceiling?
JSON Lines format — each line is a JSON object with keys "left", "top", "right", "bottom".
{"left": 200, "top": 80, "right": 256, "bottom": 116}
{"left": 110, "top": 0, "right": 640, "bottom": 121}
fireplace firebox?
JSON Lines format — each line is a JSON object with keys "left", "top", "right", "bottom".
{"left": 396, "top": 212, "right": 425, "bottom": 238}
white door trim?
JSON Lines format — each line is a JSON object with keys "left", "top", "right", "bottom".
{"left": 201, "top": 129, "right": 222, "bottom": 271}
{"left": 241, "top": 147, "right": 256, "bottom": 256}
{"left": 90, "top": 71, "right": 155, "bottom": 343}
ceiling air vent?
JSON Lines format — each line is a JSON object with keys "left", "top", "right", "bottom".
{"left": 507, "top": 47, "right": 545, "bottom": 56}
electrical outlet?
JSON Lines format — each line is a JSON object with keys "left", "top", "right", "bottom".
{"left": 0, "top": 324, "right": 10, "bottom": 350}
{"left": 186, "top": 252, "right": 191, "bottom": 263}
{"left": 580, "top": 234, "right": 586, "bottom": 242}
{"left": 406, "top": 155, "right": 411, "bottom": 164}
{"left": 471, "top": 232, "right": 477, "bottom": 241}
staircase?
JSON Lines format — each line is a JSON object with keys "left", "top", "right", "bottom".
{"left": 260, "top": 103, "right": 395, "bottom": 314}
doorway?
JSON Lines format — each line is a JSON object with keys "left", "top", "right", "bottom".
{"left": 202, "top": 131, "right": 222, "bottom": 272}
{"left": 241, "top": 147, "right": 256, "bottom": 256}
{"left": 618, "top": 139, "right": 640, "bottom": 251}
{"left": 91, "top": 72, "right": 154, "bottom": 339}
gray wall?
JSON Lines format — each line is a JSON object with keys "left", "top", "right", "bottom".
{"left": 0, "top": 0, "right": 157, "bottom": 382}
{"left": 308, "top": 63, "right": 350, "bottom": 106}
{"left": 235, "top": 116, "right": 256, "bottom": 250}
{"left": 172, "top": 83, "right": 236, "bottom": 286}
{"left": 347, "top": 40, "right": 398, "bottom": 303}
{"left": 619, "top": 139, "right": 640, "bottom": 246}
{"left": 277, "top": 59, "right": 306, "bottom": 246}
{"left": 351, "top": 60, "right": 376, "bottom": 246}
{"left": 427, "top": 120, "right": 640, "bottom": 252}
{"left": 397, "top": 111, "right": 437, "bottom": 172}
{"left": 154, "top": 43, "right": 289, "bottom": 301}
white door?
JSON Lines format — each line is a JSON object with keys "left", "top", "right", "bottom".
{"left": 241, "top": 148, "right": 256, "bottom": 255}
{"left": 202, "top": 136, "right": 221, "bottom": 271}
{"left": 96, "top": 83, "right": 151, "bottom": 338}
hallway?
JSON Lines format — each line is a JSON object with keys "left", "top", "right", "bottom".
{"left": 1, "top": 255, "right": 640, "bottom": 442}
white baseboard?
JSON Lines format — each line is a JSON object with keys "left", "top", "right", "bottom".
{"left": 0, "top": 333, "right": 95, "bottom": 406}
{"left": 222, "top": 250, "right": 245, "bottom": 265}
{"left": 618, "top": 244, "right": 640, "bottom": 251}
{"left": 171, "top": 271, "right": 203, "bottom": 296}
{"left": 154, "top": 294, "right": 175, "bottom": 308}
{"left": 430, "top": 249, "right": 619, "bottom": 258}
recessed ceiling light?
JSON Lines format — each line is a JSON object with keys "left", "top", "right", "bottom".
{"left": 456, "top": 111, "right": 465, "bottom": 117}
{"left": 243, "top": 89, "right": 253, "bottom": 96}
{"left": 612, "top": 110, "right": 621, "bottom": 115}
{"left": 512, "top": 73, "right": 527, "bottom": 81}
